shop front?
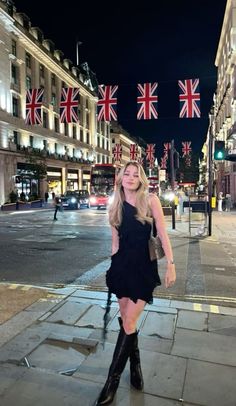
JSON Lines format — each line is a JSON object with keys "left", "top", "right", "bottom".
{"left": 67, "top": 169, "right": 79, "bottom": 191}
{"left": 47, "top": 167, "right": 62, "bottom": 198}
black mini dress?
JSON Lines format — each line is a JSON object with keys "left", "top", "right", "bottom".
{"left": 106, "top": 201, "right": 161, "bottom": 304}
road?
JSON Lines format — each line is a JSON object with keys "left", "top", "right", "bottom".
{"left": 0, "top": 208, "right": 111, "bottom": 287}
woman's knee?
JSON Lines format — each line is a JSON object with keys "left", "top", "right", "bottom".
{"left": 123, "top": 315, "right": 136, "bottom": 334}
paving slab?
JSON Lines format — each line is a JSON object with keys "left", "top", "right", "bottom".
{"left": 0, "top": 310, "right": 47, "bottom": 349}
{"left": 76, "top": 344, "right": 186, "bottom": 400}
{"left": 141, "top": 312, "right": 176, "bottom": 339}
{"left": 0, "top": 363, "right": 27, "bottom": 396}
{"left": 75, "top": 305, "right": 118, "bottom": 328}
{"left": 45, "top": 301, "right": 91, "bottom": 324}
{"left": 0, "top": 365, "right": 100, "bottom": 406}
{"left": 172, "top": 328, "right": 236, "bottom": 366}
{"left": 183, "top": 359, "right": 236, "bottom": 406}
{"left": 208, "top": 313, "right": 236, "bottom": 336}
{"left": 27, "top": 342, "right": 86, "bottom": 372}
{"left": 176, "top": 310, "right": 208, "bottom": 331}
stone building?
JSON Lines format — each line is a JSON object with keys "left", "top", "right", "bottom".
{"left": 0, "top": 0, "right": 110, "bottom": 204}
{"left": 213, "top": 0, "right": 236, "bottom": 204}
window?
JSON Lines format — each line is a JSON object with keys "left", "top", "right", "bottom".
{"left": 54, "top": 116, "right": 59, "bottom": 133}
{"left": 13, "top": 131, "right": 19, "bottom": 145}
{"left": 29, "top": 135, "right": 33, "bottom": 148}
{"left": 80, "top": 129, "right": 83, "bottom": 142}
{"left": 51, "top": 93, "right": 56, "bottom": 106}
{"left": 64, "top": 122, "right": 68, "bottom": 136}
{"left": 25, "top": 52, "right": 31, "bottom": 68}
{"left": 43, "top": 140, "right": 47, "bottom": 150}
{"left": 12, "top": 39, "right": 17, "bottom": 57}
{"left": 26, "top": 76, "right": 31, "bottom": 90}
{"left": 51, "top": 73, "right": 56, "bottom": 86}
{"left": 55, "top": 143, "right": 58, "bottom": 154}
{"left": 97, "top": 136, "right": 100, "bottom": 147}
{"left": 86, "top": 133, "right": 90, "bottom": 144}
{"left": 12, "top": 97, "right": 19, "bottom": 117}
{"left": 11, "top": 64, "right": 18, "bottom": 85}
{"left": 43, "top": 111, "right": 48, "bottom": 128}
{"left": 39, "top": 64, "right": 45, "bottom": 78}
{"left": 73, "top": 125, "right": 77, "bottom": 139}
{"left": 73, "top": 148, "right": 75, "bottom": 157}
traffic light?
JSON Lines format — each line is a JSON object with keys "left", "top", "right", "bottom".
{"left": 214, "top": 140, "right": 225, "bottom": 160}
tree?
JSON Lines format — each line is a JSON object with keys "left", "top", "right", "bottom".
{"left": 23, "top": 149, "right": 47, "bottom": 197}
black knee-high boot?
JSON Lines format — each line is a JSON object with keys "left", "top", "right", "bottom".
{"left": 96, "top": 327, "right": 136, "bottom": 406}
{"left": 118, "top": 317, "right": 144, "bottom": 390}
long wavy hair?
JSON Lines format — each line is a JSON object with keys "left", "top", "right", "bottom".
{"left": 108, "top": 161, "right": 152, "bottom": 227}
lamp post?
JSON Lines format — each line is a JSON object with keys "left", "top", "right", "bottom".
{"left": 208, "top": 109, "right": 214, "bottom": 236}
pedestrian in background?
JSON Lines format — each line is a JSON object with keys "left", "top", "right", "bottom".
{"left": 95, "top": 161, "right": 176, "bottom": 406}
{"left": 53, "top": 196, "right": 61, "bottom": 221}
{"left": 218, "top": 191, "right": 223, "bottom": 212}
{"left": 44, "top": 191, "right": 49, "bottom": 203}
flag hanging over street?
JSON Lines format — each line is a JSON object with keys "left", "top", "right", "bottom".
{"left": 182, "top": 141, "right": 192, "bottom": 157}
{"left": 130, "top": 144, "right": 138, "bottom": 160}
{"left": 160, "top": 157, "right": 167, "bottom": 169}
{"left": 25, "top": 88, "right": 44, "bottom": 125}
{"left": 163, "top": 142, "right": 171, "bottom": 159}
{"left": 113, "top": 143, "right": 122, "bottom": 161}
{"left": 137, "top": 83, "right": 158, "bottom": 120}
{"left": 178, "top": 79, "right": 200, "bottom": 118}
{"left": 98, "top": 85, "right": 118, "bottom": 121}
{"left": 60, "top": 88, "right": 79, "bottom": 123}
{"left": 146, "top": 144, "right": 156, "bottom": 161}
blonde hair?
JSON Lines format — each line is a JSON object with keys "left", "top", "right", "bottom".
{"left": 108, "top": 161, "right": 152, "bottom": 227}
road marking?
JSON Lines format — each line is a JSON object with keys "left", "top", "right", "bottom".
{"left": 215, "top": 267, "right": 225, "bottom": 271}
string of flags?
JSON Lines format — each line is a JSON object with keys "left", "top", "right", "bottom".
{"left": 25, "top": 78, "right": 200, "bottom": 125}
{"left": 112, "top": 141, "right": 192, "bottom": 168}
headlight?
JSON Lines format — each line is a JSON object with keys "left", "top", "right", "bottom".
{"left": 70, "top": 197, "right": 77, "bottom": 203}
{"left": 90, "top": 197, "right": 97, "bottom": 204}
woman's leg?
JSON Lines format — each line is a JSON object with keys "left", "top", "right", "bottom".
{"left": 118, "top": 298, "right": 145, "bottom": 391}
{"left": 119, "top": 298, "right": 146, "bottom": 334}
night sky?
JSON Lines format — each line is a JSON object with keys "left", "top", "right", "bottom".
{"left": 13, "top": 0, "right": 227, "bottom": 160}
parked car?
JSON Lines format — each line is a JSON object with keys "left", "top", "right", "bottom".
{"left": 61, "top": 190, "right": 89, "bottom": 209}
{"left": 89, "top": 192, "right": 113, "bottom": 209}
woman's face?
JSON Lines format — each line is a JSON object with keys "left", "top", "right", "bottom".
{"left": 122, "top": 165, "right": 141, "bottom": 191}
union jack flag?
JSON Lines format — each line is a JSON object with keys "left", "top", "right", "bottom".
{"left": 178, "top": 79, "right": 200, "bottom": 118}
{"left": 97, "top": 85, "right": 118, "bottom": 121}
{"left": 185, "top": 156, "right": 191, "bottom": 167}
{"left": 60, "top": 88, "right": 79, "bottom": 123}
{"left": 163, "top": 142, "right": 171, "bottom": 159}
{"left": 137, "top": 157, "right": 144, "bottom": 166}
{"left": 161, "top": 157, "right": 167, "bottom": 169}
{"left": 146, "top": 144, "right": 155, "bottom": 161}
{"left": 137, "top": 83, "right": 158, "bottom": 120}
{"left": 25, "top": 88, "right": 44, "bottom": 125}
{"left": 130, "top": 144, "right": 138, "bottom": 160}
{"left": 113, "top": 144, "right": 122, "bottom": 161}
{"left": 182, "top": 141, "right": 192, "bottom": 157}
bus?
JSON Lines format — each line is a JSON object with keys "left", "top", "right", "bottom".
{"left": 89, "top": 163, "right": 121, "bottom": 208}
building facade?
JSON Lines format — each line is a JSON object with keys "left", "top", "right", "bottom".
{"left": 110, "top": 122, "right": 145, "bottom": 166}
{"left": 0, "top": 1, "right": 111, "bottom": 204}
{"left": 214, "top": 0, "right": 236, "bottom": 204}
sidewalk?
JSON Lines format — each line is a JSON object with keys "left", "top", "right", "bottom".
{"left": 0, "top": 211, "right": 236, "bottom": 405}
{"left": 0, "top": 286, "right": 236, "bottom": 405}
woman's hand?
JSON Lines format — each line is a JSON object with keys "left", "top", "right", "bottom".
{"left": 164, "top": 263, "right": 176, "bottom": 288}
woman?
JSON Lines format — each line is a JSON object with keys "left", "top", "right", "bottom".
{"left": 96, "top": 161, "right": 176, "bottom": 406}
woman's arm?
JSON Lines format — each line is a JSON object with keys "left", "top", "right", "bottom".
{"left": 149, "top": 194, "right": 176, "bottom": 288}
{"left": 111, "top": 226, "right": 119, "bottom": 255}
